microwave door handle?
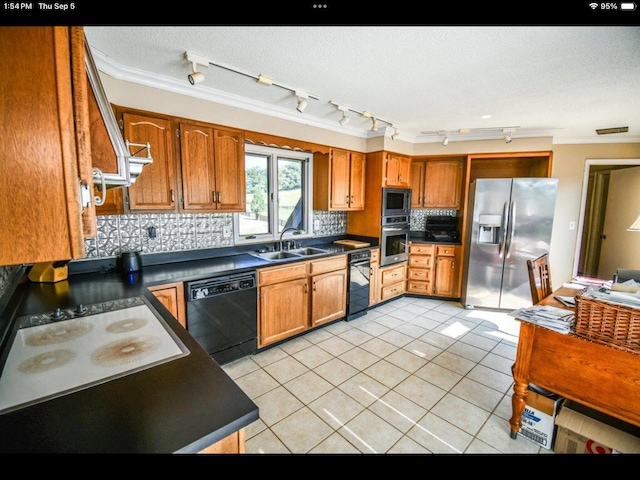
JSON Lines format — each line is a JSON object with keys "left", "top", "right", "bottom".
{"left": 383, "top": 226, "right": 405, "bottom": 231}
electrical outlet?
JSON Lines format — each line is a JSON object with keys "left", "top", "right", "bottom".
{"left": 223, "top": 225, "right": 232, "bottom": 238}
{"left": 313, "top": 220, "right": 320, "bottom": 231}
{"left": 569, "top": 221, "right": 576, "bottom": 230}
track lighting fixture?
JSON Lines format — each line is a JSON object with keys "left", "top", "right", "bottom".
{"left": 371, "top": 117, "right": 378, "bottom": 132}
{"left": 295, "top": 91, "right": 309, "bottom": 113}
{"left": 503, "top": 128, "right": 515, "bottom": 144}
{"left": 442, "top": 135, "right": 449, "bottom": 146}
{"left": 391, "top": 125, "right": 400, "bottom": 140}
{"left": 185, "top": 52, "right": 208, "bottom": 85}
{"left": 336, "top": 104, "right": 350, "bottom": 126}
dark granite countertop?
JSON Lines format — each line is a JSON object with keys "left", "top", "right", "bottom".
{"left": 0, "top": 271, "right": 258, "bottom": 453}
{"left": 0, "top": 235, "right": 377, "bottom": 453}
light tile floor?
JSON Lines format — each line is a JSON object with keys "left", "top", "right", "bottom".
{"left": 223, "top": 295, "right": 552, "bottom": 454}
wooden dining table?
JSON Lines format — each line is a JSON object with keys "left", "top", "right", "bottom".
{"left": 509, "top": 286, "right": 640, "bottom": 440}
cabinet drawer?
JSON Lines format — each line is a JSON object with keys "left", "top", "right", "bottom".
{"left": 410, "top": 244, "right": 434, "bottom": 255}
{"left": 258, "top": 262, "right": 308, "bottom": 285}
{"left": 310, "top": 255, "right": 347, "bottom": 275}
{"left": 436, "top": 245, "right": 456, "bottom": 257}
{"left": 381, "top": 281, "right": 405, "bottom": 301}
{"left": 380, "top": 264, "right": 406, "bottom": 286}
{"left": 407, "top": 280, "right": 430, "bottom": 294}
{"left": 409, "top": 255, "right": 432, "bottom": 268}
{"left": 408, "top": 268, "right": 430, "bottom": 280}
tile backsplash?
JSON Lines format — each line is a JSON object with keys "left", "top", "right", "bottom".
{"left": 83, "top": 211, "right": 348, "bottom": 259}
{"left": 410, "top": 208, "right": 458, "bottom": 231}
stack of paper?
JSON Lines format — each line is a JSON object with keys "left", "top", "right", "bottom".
{"left": 562, "top": 276, "right": 612, "bottom": 291}
{"left": 509, "top": 305, "right": 575, "bottom": 334}
{"left": 580, "top": 285, "right": 640, "bottom": 308}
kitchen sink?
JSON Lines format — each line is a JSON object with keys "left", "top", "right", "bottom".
{"left": 250, "top": 251, "right": 300, "bottom": 261}
{"left": 287, "top": 247, "right": 328, "bottom": 256}
{"left": 249, "top": 247, "right": 329, "bottom": 262}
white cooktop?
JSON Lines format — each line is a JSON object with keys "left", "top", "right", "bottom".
{"left": 0, "top": 297, "right": 189, "bottom": 415}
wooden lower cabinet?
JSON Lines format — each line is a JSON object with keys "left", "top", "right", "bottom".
{"left": 379, "top": 262, "right": 407, "bottom": 302}
{"left": 407, "top": 243, "right": 434, "bottom": 295}
{"left": 433, "top": 245, "right": 458, "bottom": 297}
{"left": 148, "top": 282, "right": 186, "bottom": 328}
{"left": 198, "top": 428, "right": 246, "bottom": 454}
{"left": 258, "top": 255, "right": 347, "bottom": 348}
{"left": 406, "top": 243, "right": 459, "bottom": 298}
{"left": 369, "top": 248, "right": 380, "bottom": 306}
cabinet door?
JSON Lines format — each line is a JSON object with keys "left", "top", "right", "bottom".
{"left": 179, "top": 123, "right": 216, "bottom": 211}
{"left": 124, "top": 112, "right": 176, "bottom": 212}
{"left": 259, "top": 278, "right": 309, "bottom": 347}
{"left": 434, "top": 254, "right": 456, "bottom": 297}
{"left": 369, "top": 258, "right": 380, "bottom": 306}
{"left": 330, "top": 148, "right": 351, "bottom": 210}
{"left": 1, "top": 27, "right": 89, "bottom": 265}
{"left": 385, "top": 153, "right": 411, "bottom": 187}
{"left": 425, "top": 159, "right": 462, "bottom": 208}
{"left": 349, "top": 152, "right": 366, "bottom": 210}
{"left": 149, "top": 282, "right": 186, "bottom": 328}
{"left": 213, "top": 128, "right": 245, "bottom": 211}
{"left": 311, "top": 269, "right": 347, "bottom": 327}
{"left": 410, "top": 160, "right": 426, "bottom": 208}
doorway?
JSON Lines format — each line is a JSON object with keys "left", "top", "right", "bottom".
{"left": 574, "top": 158, "right": 640, "bottom": 278}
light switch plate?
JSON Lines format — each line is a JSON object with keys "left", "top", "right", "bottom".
{"left": 223, "top": 225, "right": 232, "bottom": 237}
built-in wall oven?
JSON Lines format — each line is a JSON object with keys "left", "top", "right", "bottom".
{"left": 380, "top": 220, "right": 410, "bottom": 267}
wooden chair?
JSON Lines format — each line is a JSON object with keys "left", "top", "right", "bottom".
{"left": 527, "top": 253, "right": 553, "bottom": 305}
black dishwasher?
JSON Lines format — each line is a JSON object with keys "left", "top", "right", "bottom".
{"left": 186, "top": 272, "right": 257, "bottom": 365}
{"left": 347, "top": 250, "right": 371, "bottom": 321}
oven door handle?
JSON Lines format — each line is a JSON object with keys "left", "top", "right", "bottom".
{"left": 382, "top": 226, "right": 407, "bottom": 231}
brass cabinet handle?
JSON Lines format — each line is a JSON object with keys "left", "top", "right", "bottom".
{"left": 170, "top": 189, "right": 175, "bottom": 203}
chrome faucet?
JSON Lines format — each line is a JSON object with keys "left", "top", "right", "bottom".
{"left": 278, "top": 227, "right": 300, "bottom": 251}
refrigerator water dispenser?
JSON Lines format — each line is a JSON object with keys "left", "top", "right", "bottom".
{"left": 477, "top": 214, "right": 502, "bottom": 244}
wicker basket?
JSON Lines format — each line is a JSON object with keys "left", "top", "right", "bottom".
{"left": 574, "top": 295, "right": 640, "bottom": 353}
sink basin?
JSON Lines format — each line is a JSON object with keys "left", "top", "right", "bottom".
{"left": 251, "top": 251, "right": 300, "bottom": 261}
{"left": 288, "top": 247, "right": 329, "bottom": 256}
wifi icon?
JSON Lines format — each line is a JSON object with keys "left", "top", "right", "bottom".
{"left": 589, "top": 2, "right": 599, "bottom": 8}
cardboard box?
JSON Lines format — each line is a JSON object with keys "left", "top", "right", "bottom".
{"left": 554, "top": 401, "right": 640, "bottom": 454}
{"left": 518, "top": 390, "right": 563, "bottom": 450}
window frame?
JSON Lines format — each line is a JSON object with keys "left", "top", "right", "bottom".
{"left": 233, "top": 144, "right": 314, "bottom": 246}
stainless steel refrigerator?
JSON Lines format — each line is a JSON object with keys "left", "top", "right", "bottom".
{"left": 462, "top": 178, "right": 558, "bottom": 310}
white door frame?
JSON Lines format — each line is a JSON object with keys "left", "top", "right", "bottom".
{"left": 573, "top": 158, "right": 640, "bottom": 278}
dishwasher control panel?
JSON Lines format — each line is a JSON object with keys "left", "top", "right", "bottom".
{"left": 188, "top": 273, "right": 256, "bottom": 301}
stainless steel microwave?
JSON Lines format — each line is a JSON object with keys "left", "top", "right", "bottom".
{"left": 381, "top": 188, "right": 411, "bottom": 217}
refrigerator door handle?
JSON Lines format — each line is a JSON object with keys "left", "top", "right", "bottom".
{"left": 499, "top": 201, "right": 509, "bottom": 258}
{"left": 506, "top": 201, "right": 516, "bottom": 258}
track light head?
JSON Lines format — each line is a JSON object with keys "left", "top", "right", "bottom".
{"left": 296, "top": 97, "right": 308, "bottom": 113}
{"left": 188, "top": 71, "right": 204, "bottom": 85}
{"left": 295, "top": 90, "right": 309, "bottom": 113}
{"left": 442, "top": 135, "right": 449, "bottom": 146}
{"left": 505, "top": 133, "right": 512, "bottom": 143}
{"left": 339, "top": 112, "right": 350, "bottom": 126}
{"left": 371, "top": 117, "right": 378, "bottom": 132}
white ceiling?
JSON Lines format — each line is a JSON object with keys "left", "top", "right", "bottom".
{"left": 84, "top": 26, "right": 640, "bottom": 144}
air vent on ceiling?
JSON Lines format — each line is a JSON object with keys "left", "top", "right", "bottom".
{"left": 596, "top": 126, "right": 629, "bottom": 135}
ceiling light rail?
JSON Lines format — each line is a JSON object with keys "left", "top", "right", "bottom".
{"left": 329, "top": 101, "right": 399, "bottom": 137}
{"left": 184, "top": 51, "right": 319, "bottom": 112}
{"left": 420, "top": 126, "right": 520, "bottom": 145}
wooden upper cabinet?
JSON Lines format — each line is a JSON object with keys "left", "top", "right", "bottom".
{"left": 314, "top": 148, "right": 365, "bottom": 211}
{"left": 411, "top": 158, "right": 463, "bottom": 209}
{"left": 384, "top": 152, "right": 411, "bottom": 188}
{"left": 179, "top": 123, "right": 217, "bottom": 210}
{"left": 424, "top": 159, "right": 463, "bottom": 208}
{"left": 211, "top": 128, "right": 245, "bottom": 212}
{"left": 123, "top": 112, "right": 176, "bottom": 212}
{"left": 1, "top": 27, "right": 93, "bottom": 265}
{"left": 410, "top": 160, "right": 426, "bottom": 208}
{"left": 179, "top": 123, "right": 245, "bottom": 212}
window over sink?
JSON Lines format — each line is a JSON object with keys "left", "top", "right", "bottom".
{"left": 234, "top": 144, "right": 313, "bottom": 245}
